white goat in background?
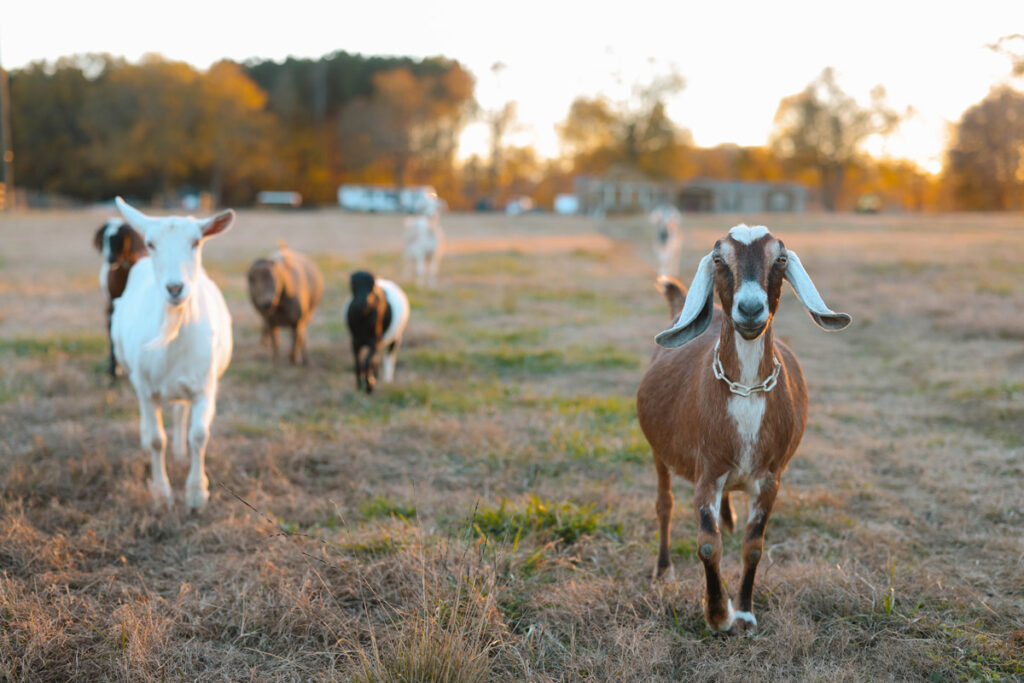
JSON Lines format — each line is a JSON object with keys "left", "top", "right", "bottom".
{"left": 403, "top": 201, "right": 445, "bottom": 287}
{"left": 650, "top": 204, "right": 684, "bottom": 277}
{"left": 111, "top": 197, "right": 235, "bottom": 510}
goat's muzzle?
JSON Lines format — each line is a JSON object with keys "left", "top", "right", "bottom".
{"left": 166, "top": 282, "right": 186, "bottom": 305}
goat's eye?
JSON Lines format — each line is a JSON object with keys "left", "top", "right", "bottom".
{"left": 776, "top": 255, "right": 788, "bottom": 265}
{"left": 712, "top": 254, "right": 722, "bottom": 265}
{"left": 191, "top": 240, "right": 200, "bottom": 249}
{"left": 146, "top": 241, "right": 155, "bottom": 251}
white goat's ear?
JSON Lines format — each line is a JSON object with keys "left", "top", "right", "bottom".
{"left": 114, "top": 196, "right": 155, "bottom": 233}
{"left": 201, "top": 209, "right": 235, "bottom": 238}
{"left": 655, "top": 252, "right": 715, "bottom": 348}
{"left": 784, "top": 249, "right": 851, "bottom": 331}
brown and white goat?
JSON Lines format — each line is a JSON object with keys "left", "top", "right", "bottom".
{"left": 93, "top": 218, "right": 148, "bottom": 378}
{"left": 636, "top": 224, "right": 851, "bottom": 635}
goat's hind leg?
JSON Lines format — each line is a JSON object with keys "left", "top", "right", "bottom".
{"left": 653, "top": 458, "right": 674, "bottom": 580}
{"left": 169, "top": 402, "right": 188, "bottom": 461}
{"left": 381, "top": 340, "right": 399, "bottom": 383}
{"left": 720, "top": 492, "right": 737, "bottom": 534}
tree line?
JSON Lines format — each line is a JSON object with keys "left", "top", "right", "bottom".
{"left": 7, "top": 51, "right": 1024, "bottom": 211}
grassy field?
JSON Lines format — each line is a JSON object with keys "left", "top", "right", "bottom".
{"left": 0, "top": 208, "right": 1022, "bottom": 681}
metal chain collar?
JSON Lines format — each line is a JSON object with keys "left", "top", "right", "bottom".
{"left": 712, "top": 339, "right": 782, "bottom": 397}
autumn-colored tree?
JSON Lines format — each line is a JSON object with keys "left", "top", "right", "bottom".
{"left": 945, "top": 86, "right": 1024, "bottom": 210}
{"left": 339, "top": 62, "right": 475, "bottom": 192}
{"left": 557, "top": 72, "right": 689, "bottom": 179}
{"left": 771, "top": 67, "right": 901, "bottom": 211}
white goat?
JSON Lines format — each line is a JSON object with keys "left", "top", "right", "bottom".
{"left": 636, "top": 224, "right": 851, "bottom": 634}
{"left": 649, "top": 204, "right": 684, "bottom": 277}
{"left": 403, "top": 204, "right": 444, "bottom": 287}
{"left": 110, "top": 197, "right": 235, "bottom": 509}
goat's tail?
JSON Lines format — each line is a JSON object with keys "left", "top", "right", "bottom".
{"left": 655, "top": 275, "right": 687, "bottom": 320}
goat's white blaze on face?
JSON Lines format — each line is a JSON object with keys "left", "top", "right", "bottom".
{"left": 716, "top": 225, "right": 789, "bottom": 341}
{"left": 727, "top": 224, "right": 770, "bottom": 245}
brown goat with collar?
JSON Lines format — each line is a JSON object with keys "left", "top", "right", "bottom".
{"left": 636, "top": 224, "right": 851, "bottom": 635}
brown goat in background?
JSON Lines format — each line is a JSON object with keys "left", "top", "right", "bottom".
{"left": 247, "top": 243, "right": 324, "bottom": 365}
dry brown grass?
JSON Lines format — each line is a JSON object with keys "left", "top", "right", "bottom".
{"left": 1, "top": 209, "right": 1022, "bottom": 681}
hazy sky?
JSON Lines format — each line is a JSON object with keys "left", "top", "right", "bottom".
{"left": 4, "top": 0, "right": 1022, "bottom": 172}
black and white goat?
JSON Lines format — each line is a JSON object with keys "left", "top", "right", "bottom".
{"left": 93, "top": 217, "right": 148, "bottom": 378}
{"left": 344, "top": 271, "right": 410, "bottom": 394}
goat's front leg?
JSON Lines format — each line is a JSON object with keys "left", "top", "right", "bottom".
{"left": 654, "top": 458, "right": 674, "bottom": 579}
{"left": 289, "top": 324, "right": 300, "bottom": 365}
{"left": 184, "top": 391, "right": 216, "bottom": 510}
{"left": 427, "top": 251, "right": 441, "bottom": 288}
{"left": 106, "top": 310, "right": 118, "bottom": 379}
{"left": 353, "top": 341, "right": 364, "bottom": 391}
{"left": 734, "top": 477, "right": 779, "bottom": 635}
{"left": 363, "top": 345, "right": 379, "bottom": 394}
{"left": 268, "top": 325, "right": 280, "bottom": 364}
{"left": 415, "top": 254, "right": 426, "bottom": 288}
{"left": 695, "top": 473, "right": 733, "bottom": 634}
{"left": 295, "top": 319, "right": 311, "bottom": 366}
{"left": 139, "top": 397, "right": 171, "bottom": 506}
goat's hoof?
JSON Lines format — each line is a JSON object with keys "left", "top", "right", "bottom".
{"left": 653, "top": 564, "right": 675, "bottom": 581}
{"left": 730, "top": 611, "right": 758, "bottom": 636}
{"left": 703, "top": 598, "right": 734, "bottom": 635}
{"left": 184, "top": 483, "right": 209, "bottom": 510}
{"left": 149, "top": 481, "right": 173, "bottom": 508}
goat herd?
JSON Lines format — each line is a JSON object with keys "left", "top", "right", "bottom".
{"left": 91, "top": 198, "right": 850, "bottom": 636}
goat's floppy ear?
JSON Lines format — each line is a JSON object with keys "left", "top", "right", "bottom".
{"left": 201, "top": 209, "right": 235, "bottom": 238}
{"left": 784, "top": 249, "right": 851, "bottom": 331}
{"left": 93, "top": 225, "right": 105, "bottom": 252}
{"left": 115, "top": 197, "right": 155, "bottom": 233}
{"left": 655, "top": 252, "right": 715, "bottom": 348}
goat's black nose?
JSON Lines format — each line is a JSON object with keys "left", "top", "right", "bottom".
{"left": 738, "top": 300, "right": 764, "bottom": 318}
{"left": 166, "top": 283, "right": 184, "bottom": 297}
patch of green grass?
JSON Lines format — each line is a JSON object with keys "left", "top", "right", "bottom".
{"left": 342, "top": 532, "right": 404, "bottom": 558}
{"left": 360, "top": 495, "right": 417, "bottom": 520}
{"left": 407, "top": 345, "right": 641, "bottom": 377}
{"left": 448, "top": 252, "right": 535, "bottom": 277}
{"left": 548, "top": 425, "right": 649, "bottom": 464}
{"left": 538, "top": 394, "right": 649, "bottom": 464}
{"left": 376, "top": 380, "right": 513, "bottom": 415}
{"left": 951, "top": 381, "right": 1024, "bottom": 400}
{"left": 770, "top": 499, "right": 854, "bottom": 538}
{"left": 975, "top": 279, "right": 1015, "bottom": 296}
{"left": 230, "top": 419, "right": 277, "bottom": 438}
{"left": 469, "top": 494, "right": 620, "bottom": 546}
{"left": 0, "top": 334, "right": 107, "bottom": 358}
{"left": 472, "top": 327, "right": 548, "bottom": 346}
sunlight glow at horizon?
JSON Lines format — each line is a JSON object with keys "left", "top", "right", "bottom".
{"left": 4, "top": 0, "right": 1023, "bottom": 175}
